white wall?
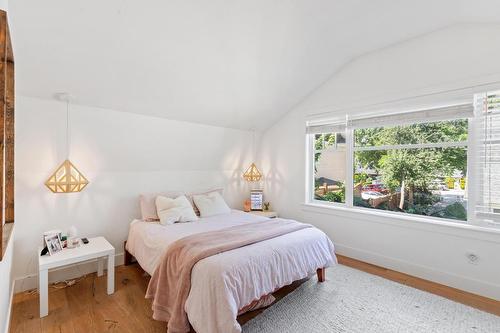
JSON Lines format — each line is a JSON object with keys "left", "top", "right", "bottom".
{"left": 13, "top": 96, "right": 255, "bottom": 290}
{"left": 259, "top": 23, "right": 500, "bottom": 300}
{"left": 0, "top": 230, "right": 13, "bottom": 333}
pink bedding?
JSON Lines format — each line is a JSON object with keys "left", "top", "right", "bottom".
{"left": 145, "top": 219, "right": 312, "bottom": 333}
{"left": 126, "top": 210, "right": 336, "bottom": 333}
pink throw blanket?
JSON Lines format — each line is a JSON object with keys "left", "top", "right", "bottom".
{"left": 145, "top": 218, "right": 312, "bottom": 333}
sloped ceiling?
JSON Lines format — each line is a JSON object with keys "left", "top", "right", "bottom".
{"left": 9, "top": 0, "right": 498, "bottom": 130}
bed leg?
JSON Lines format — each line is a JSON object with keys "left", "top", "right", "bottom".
{"left": 317, "top": 268, "right": 325, "bottom": 282}
{"left": 124, "top": 241, "right": 133, "bottom": 266}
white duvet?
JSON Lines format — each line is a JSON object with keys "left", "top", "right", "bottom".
{"left": 126, "top": 210, "right": 336, "bottom": 333}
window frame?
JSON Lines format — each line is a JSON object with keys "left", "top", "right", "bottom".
{"left": 306, "top": 109, "right": 478, "bottom": 226}
{"left": 309, "top": 132, "right": 348, "bottom": 206}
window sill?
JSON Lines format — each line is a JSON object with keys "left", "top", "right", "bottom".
{"left": 301, "top": 202, "right": 500, "bottom": 243}
{"left": 1, "top": 222, "right": 14, "bottom": 261}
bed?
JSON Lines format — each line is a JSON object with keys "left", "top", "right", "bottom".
{"left": 125, "top": 209, "right": 336, "bottom": 333}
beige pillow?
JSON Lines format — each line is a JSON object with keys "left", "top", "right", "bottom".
{"left": 140, "top": 191, "right": 184, "bottom": 221}
{"left": 155, "top": 195, "right": 198, "bottom": 225}
{"left": 192, "top": 191, "right": 231, "bottom": 217}
{"left": 188, "top": 188, "right": 224, "bottom": 216}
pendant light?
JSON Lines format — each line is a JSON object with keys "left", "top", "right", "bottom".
{"left": 45, "top": 93, "right": 89, "bottom": 193}
{"left": 243, "top": 162, "right": 262, "bottom": 182}
{"left": 243, "top": 129, "right": 262, "bottom": 182}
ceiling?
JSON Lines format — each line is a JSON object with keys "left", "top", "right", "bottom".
{"left": 9, "top": 0, "right": 500, "bottom": 130}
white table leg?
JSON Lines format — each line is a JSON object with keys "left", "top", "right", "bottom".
{"left": 97, "top": 257, "right": 104, "bottom": 277}
{"left": 107, "top": 253, "right": 115, "bottom": 295}
{"left": 39, "top": 269, "right": 48, "bottom": 317}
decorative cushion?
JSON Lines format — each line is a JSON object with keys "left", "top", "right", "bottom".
{"left": 140, "top": 191, "right": 184, "bottom": 221}
{"left": 238, "top": 294, "right": 275, "bottom": 315}
{"left": 192, "top": 191, "right": 231, "bottom": 217}
{"left": 188, "top": 188, "right": 224, "bottom": 216}
{"left": 155, "top": 195, "right": 198, "bottom": 225}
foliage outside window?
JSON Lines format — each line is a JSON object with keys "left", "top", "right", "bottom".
{"left": 353, "top": 120, "right": 468, "bottom": 221}
{"left": 309, "top": 116, "right": 470, "bottom": 222}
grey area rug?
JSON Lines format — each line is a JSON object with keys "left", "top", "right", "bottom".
{"left": 243, "top": 265, "right": 499, "bottom": 333}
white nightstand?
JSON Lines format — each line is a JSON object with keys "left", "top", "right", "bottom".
{"left": 248, "top": 211, "right": 279, "bottom": 218}
{"left": 38, "top": 236, "right": 115, "bottom": 317}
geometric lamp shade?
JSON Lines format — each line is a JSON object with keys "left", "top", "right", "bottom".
{"left": 45, "top": 159, "right": 89, "bottom": 193}
{"left": 243, "top": 162, "right": 262, "bottom": 182}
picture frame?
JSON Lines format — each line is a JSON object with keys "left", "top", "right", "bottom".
{"left": 45, "top": 233, "right": 63, "bottom": 256}
{"left": 250, "top": 189, "right": 263, "bottom": 211}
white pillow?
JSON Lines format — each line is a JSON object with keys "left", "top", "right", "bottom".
{"left": 155, "top": 195, "right": 198, "bottom": 225}
{"left": 192, "top": 191, "right": 231, "bottom": 217}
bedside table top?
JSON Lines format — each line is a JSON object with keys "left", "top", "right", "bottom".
{"left": 39, "top": 236, "right": 115, "bottom": 271}
{"left": 248, "top": 211, "right": 278, "bottom": 218}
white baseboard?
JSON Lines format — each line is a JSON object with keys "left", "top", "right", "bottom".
{"left": 335, "top": 243, "right": 500, "bottom": 301}
{"left": 14, "top": 252, "right": 124, "bottom": 293}
{"left": 3, "top": 284, "right": 14, "bottom": 333}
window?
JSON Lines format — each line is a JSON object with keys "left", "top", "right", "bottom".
{"left": 475, "top": 91, "right": 500, "bottom": 223}
{"left": 353, "top": 119, "right": 468, "bottom": 221}
{"left": 305, "top": 100, "right": 500, "bottom": 226}
{"left": 313, "top": 132, "right": 346, "bottom": 203}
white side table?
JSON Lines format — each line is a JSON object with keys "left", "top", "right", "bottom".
{"left": 248, "top": 211, "right": 279, "bottom": 218}
{"left": 38, "top": 236, "right": 115, "bottom": 317}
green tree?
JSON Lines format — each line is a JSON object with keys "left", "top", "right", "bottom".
{"left": 355, "top": 119, "right": 468, "bottom": 208}
{"left": 379, "top": 149, "right": 439, "bottom": 209}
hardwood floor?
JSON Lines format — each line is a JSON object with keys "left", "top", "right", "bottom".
{"left": 10, "top": 257, "right": 499, "bottom": 332}
{"left": 10, "top": 264, "right": 165, "bottom": 333}
{"left": 9, "top": 263, "right": 306, "bottom": 333}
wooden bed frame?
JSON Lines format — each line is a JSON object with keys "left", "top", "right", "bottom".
{"left": 123, "top": 241, "right": 326, "bottom": 282}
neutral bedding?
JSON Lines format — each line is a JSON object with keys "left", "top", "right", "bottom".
{"left": 126, "top": 210, "right": 336, "bottom": 333}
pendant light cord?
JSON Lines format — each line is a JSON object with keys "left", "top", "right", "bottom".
{"left": 252, "top": 129, "right": 256, "bottom": 162}
{"left": 66, "top": 97, "right": 70, "bottom": 160}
